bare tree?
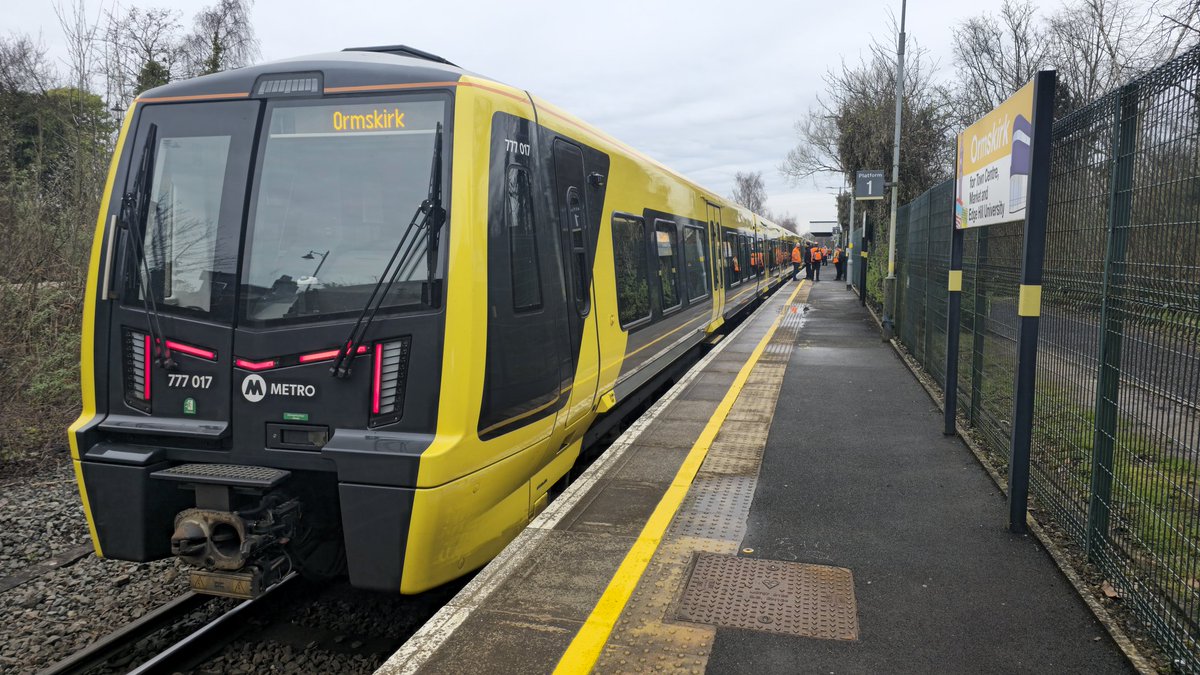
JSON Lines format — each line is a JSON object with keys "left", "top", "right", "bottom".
{"left": 103, "top": 5, "right": 183, "bottom": 110}
{"left": 731, "top": 171, "right": 768, "bottom": 215}
{"left": 1151, "top": 0, "right": 1200, "bottom": 57}
{"left": 781, "top": 32, "right": 953, "bottom": 204}
{"left": 0, "top": 34, "right": 55, "bottom": 94}
{"left": 775, "top": 212, "right": 800, "bottom": 233}
{"left": 952, "top": 0, "right": 1049, "bottom": 124}
{"left": 182, "top": 0, "right": 260, "bottom": 77}
{"left": 1046, "top": 0, "right": 1159, "bottom": 109}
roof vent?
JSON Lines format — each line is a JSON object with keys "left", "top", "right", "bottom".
{"left": 342, "top": 45, "right": 458, "bottom": 67}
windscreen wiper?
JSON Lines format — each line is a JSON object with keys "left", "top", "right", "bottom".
{"left": 120, "top": 123, "right": 175, "bottom": 370}
{"left": 330, "top": 122, "right": 444, "bottom": 379}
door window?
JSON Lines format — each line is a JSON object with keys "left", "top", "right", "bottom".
{"left": 655, "top": 221, "right": 681, "bottom": 311}
{"left": 683, "top": 225, "right": 709, "bottom": 301}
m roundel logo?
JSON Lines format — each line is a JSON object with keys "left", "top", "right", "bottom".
{"left": 241, "top": 374, "right": 266, "bottom": 403}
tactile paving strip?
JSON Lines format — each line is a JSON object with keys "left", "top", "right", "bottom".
{"left": 674, "top": 553, "right": 859, "bottom": 641}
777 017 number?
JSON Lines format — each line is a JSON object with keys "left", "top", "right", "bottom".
{"left": 168, "top": 374, "right": 213, "bottom": 389}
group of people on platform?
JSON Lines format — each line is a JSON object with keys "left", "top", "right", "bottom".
{"left": 790, "top": 242, "right": 847, "bottom": 283}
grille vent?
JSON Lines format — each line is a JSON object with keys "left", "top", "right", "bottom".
{"left": 123, "top": 329, "right": 151, "bottom": 412}
{"left": 372, "top": 337, "right": 411, "bottom": 426}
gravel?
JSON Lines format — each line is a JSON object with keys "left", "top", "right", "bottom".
{"left": 0, "top": 460, "right": 194, "bottom": 673}
{"left": 0, "top": 462, "right": 462, "bottom": 674}
{"left": 0, "top": 462, "right": 91, "bottom": 579}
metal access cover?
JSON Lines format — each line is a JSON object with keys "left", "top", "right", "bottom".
{"left": 674, "top": 553, "right": 859, "bottom": 640}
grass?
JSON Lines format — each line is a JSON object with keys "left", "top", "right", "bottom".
{"left": 950, "top": 333, "right": 1200, "bottom": 634}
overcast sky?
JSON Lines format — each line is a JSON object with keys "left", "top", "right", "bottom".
{"left": 9, "top": 0, "right": 1003, "bottom": 233}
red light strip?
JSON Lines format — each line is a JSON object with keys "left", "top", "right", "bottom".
{"left": 372, "top": 343, "right": 383, "bottom": 414}
{"left": 235, "top": 358, "right": 278, "bottom": 371}
{"left": 164, "top": 339, "right": 216, "bottom": 361}
{"left": 143, "top": 334, "right": 151, "bottom": 401}
{"left": 298, "top": 348, "right": 341, "bottom": 364}
{"left": 298, "top": 345, "right": 369, "bottom": 364}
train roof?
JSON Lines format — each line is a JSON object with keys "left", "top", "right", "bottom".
{"left": 137, "top": 48, "right": 470, "bottom": 101}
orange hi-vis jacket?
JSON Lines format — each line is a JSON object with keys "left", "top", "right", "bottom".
{"left": 791, "top": 246, "right": 803, "bottom": 263}
{"left": 811, "top": 246, "right": 822, "bottom": 262}
{"left": 832, "top": 249, "right": 841, "bottom": 263}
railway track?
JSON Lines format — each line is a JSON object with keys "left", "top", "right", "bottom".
{"left": 36, "top": 576, "right": 293, "bottom": 675}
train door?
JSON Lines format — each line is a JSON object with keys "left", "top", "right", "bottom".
{"left": 551, "top": 139, "right": 599, "bottom": 432}
{"left": 706, "top": 203, "right": 723, "bottom": 324}
{"left": 477, "top": 113, "right": 567, "bottom": 439}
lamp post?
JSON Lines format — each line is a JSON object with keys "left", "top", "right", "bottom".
{"left": 302, "top": 249, "right": 330, "bottom": 278}
{"left": 881, "top": 0, "right": 907, "bottom": 340}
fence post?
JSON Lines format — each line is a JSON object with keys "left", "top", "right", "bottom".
{"left": 1007, "top": 70, "right": 1056, "bottom": 534}
{"left": 970, "top": 228, "right": 988, "bottom": 426}
{"left": 944, "top": 207, "right": 964, "bottom": 436}
{"left": 1086, "top": 83, "right": 1137, "bottom": 559}
{"left": 860, "top": 212, "right": 868, "bottom": 307}
{"left": 922, "top": 198, "right": 932, "bottom": 367}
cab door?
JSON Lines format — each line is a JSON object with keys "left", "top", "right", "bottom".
{"left": 551, "top": 139, "right": 600, "bottom": 432}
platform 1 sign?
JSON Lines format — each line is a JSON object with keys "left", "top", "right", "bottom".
{"left": 955, "top": 80, "right": 1035, "bottom": 229}
{"left": 855, "top": 170, "right": 885, "bottom": 200}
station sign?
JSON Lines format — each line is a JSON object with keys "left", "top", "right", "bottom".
{"left": 955, "top": 80, "right": 1035, "bottom": 228}
{"left": 854, "top": 170, "right": 885, "bottom": 200}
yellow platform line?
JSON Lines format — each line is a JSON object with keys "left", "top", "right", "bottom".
{"left": 552, "top": 279, "right": 806, "bottom": 674}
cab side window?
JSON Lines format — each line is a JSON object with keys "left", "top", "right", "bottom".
{"left": 506, "top": 166, "right": 542, "bottom": 312}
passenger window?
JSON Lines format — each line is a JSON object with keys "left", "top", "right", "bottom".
{"left": 683, "top": 225, "right": 708, "bottom": 301}
{"left": 612, "top": 214, "right": 650, "bottom": 327}
{"left": 506, "top": 166, "right": 541, "bottom": 312}
{"left": 655, "top": 221, "right": 681, "bottom": 311}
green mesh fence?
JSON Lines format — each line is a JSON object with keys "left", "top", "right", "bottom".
{"left": 888, "top": 47, "right": 1200, "bottom": 669}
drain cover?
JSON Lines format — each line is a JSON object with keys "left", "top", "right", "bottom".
{"left": 674, "top": 553, "right": 858, "bottom": 640}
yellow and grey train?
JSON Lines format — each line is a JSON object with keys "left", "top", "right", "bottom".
{"left": 69, "top": 45, "right": 800, "bottom": 596}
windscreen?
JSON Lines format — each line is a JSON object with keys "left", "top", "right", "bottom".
{"left": 240, "top": 96, "right": 448, "bottom": 324}
{"left": 129, "top": 101, "right": 257, "bottom": 322}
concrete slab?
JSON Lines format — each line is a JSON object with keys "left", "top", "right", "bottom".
{"left": 417, "top": 609, "right": 580, "bottom": 675}
{"left": 559, "top": 479, "right": 667, "bottom": 537}
{"left": 481, "top": 529, "right": 632, "bottom": 622}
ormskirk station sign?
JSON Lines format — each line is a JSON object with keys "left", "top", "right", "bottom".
{"left": 955, "top": 79, "right": 1035, "bottom": 229}
{"left": 944, "top": 71, "right": 1056, "bottom": 537}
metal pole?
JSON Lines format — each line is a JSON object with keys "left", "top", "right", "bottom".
{"left": 859, "top": 212, "right": 868, "bottom": 307}
{"left": 1007, "top": 70, "right": 1057, "bottom": 534}
{"left": 848, "top": 191, "right": 856, "bottom": 291}
{"left": 881, "top": 0, "right": 906, "bottom": 340}
{"left": 944, "top": 218, "right": 964, "bottom": 436}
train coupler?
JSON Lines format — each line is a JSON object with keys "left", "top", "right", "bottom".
{"left": 153, "top": 463, "right": 302, "bottom": 597}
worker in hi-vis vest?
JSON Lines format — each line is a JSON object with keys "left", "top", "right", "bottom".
{"left": 810, "top": 245, "right": 822, "bottom": 282}
{"left": 790, "top": 244, "right": 803, "bottom": 281}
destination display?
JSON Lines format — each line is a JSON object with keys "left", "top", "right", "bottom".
{"left": 266, "top": 99, "right": 445, "bottom": 137}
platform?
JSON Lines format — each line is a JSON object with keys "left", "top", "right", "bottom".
{"left": 377, "top": 279, "right": 1135, "bottom": 674}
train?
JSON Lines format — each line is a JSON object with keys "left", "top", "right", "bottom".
{"left": 68, "top": 45, "right": 803, "bottom": 597}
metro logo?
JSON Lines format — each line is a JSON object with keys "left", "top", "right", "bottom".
{"left": 331, "top": 108, "right": 405, "bottom": 132}
{"left": 240, "top": 374, "right": 316, "bottom": 402}
{"left": 242, "top": 374, "right": 266, "bottom": 402}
